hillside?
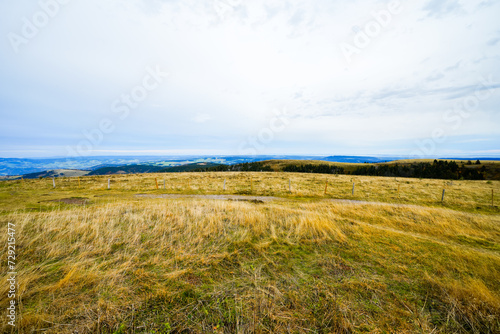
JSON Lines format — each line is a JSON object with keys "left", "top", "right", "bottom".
{"left": 383, "top": 159, "right": 500, "bottom": 180}
{"left": 88, "top": 165, "right": 164, "bottom": 175}
{"left": 158, "top": 162, "right": 223, "bottom": 173}
{"left": 260, "top": 159, "right": 364, "bottom": 172}
{"left": 195, "top": 159, "right": 500, "bottom": 180}
{"left": 0, "top": 155, "right": 341, "bottom": 176}
{"left": 20, "top": 169, "right": 90, "bottom": 179}
{"left": 5, "top": 159, "right": 500, "bottom": 182}
{"left": 0, "top": 171, "right": 499, "bottom": 333}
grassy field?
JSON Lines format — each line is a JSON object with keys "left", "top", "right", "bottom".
{"left": 0, "top": 172, "right": 499, "bottom": 333}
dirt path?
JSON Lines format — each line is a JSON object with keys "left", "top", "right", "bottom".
{"left": 135, "top": 193, "right": 425, "bottom": 209}
{"left": 135, "top": 194, "right": 284, "bottom": 203}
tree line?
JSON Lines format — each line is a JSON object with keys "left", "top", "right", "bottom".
{"left": 282, "top": 164, "right": 345, "bottom": 174}
{"left": 193, "top": 162, "right": 273, "bottom": 172}
{"left": 352, "top": 160, "right": 485, "bottom": 180}
{"left": 191, "top": 160, "right": 486, "bottom": 180}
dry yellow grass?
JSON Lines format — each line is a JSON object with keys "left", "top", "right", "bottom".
{"left": 1, "top": 172, "right": 498, "bottom": 214}
{"left": 0, "top": 172, "right": 499, "bottom": 333}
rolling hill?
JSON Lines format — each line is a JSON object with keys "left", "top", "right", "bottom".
{"left": 194, "top": 159, "right": 500, "bottom": 180}
{"left": 88, "top": 165, "right": 165, "bottom": 175}
{"left": 16, "top": 169, "right": 90, "bottom": 179}
{"left": 158, "top": 162, "right": 224, "bottom": 173}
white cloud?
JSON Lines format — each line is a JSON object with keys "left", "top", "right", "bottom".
{"left": 0, "top": 0, "right": 499, "bottom": 157}
{"left": 192, "top": 113, "right": 212, "bottom": 123}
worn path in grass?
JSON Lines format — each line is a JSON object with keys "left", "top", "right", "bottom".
{"left": 135, "top": 193, "right": 284, "bottom": 202}
{"left": 135, "top": 193, "right": 460, "bottom": 210}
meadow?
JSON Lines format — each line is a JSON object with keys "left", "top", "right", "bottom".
{"left": 0, "top": 172, "right": 499, "bottom": 333}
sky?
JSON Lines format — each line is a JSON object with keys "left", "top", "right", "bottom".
{"left": 0, "top": 0, "right": 499, "bottom": 159}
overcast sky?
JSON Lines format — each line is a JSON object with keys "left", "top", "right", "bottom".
{"left": 0, "top": 0, "right": 499, "bottom": 158}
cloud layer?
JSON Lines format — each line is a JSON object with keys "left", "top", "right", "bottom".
{"left": 0, "top": 0, "right": 499, "bottom": 158}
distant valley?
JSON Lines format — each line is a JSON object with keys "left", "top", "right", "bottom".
{"left": 2, "top": 156, "right": 500, "bottom": 181}
{"left": 0, "top": 155, "right": 403, "bottom": 177}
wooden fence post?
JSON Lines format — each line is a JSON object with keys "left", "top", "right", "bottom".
{"left": 224, "top": 179, "right": 226, "bottom": 191}
{"left": 398, "top": 184, "right": 400, "bottom": 196}
{"left": 441, "top": 189, "right": 445, "bottom": 202}
{"left": 155, "top": 178, "right": 159, "bottom": 190}
{"left": 53, "top": 177, "right": 55, "bottom": 189}
{"left": 324, "top": 179, "right": 328, "bottom": 195}
{"left": 289, "top": 179, "right": 292, "bottom": 193}
{"left": 108, "top": 179, "right": 111, "bottom": 190}
{"left": 352, "top": 183, "right": 355, "bottom": 195}
{"left": 251, "top": 177, "right": 253, "bottom": 193}
{"left": 164, "top": 179, "right": 166, "bottom": 190}
{"left": 492, "top": 189, "right": 494, "bottom": 206}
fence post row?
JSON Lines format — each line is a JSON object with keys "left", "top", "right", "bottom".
{"left": 38, "top": 173, "right": 496, "bottom": 207}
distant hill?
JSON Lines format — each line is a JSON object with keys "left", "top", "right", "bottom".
{"left": 322, "top": 156, "right": 398, "bottom": 163}
{"left": 158, "top": 163, "right": 224, "bottom": 173}
{"left": 193, "top": 160, "right": 363, "bottom": 173}
{"left": 88, "top": 165, "right": 164, "bottom": 175}
{"left": 0, "top": 156, "right": 224, "bottom": 176}
{"left": 192, "top": 159, "right": 500, "bottom": 180}
{"left": 18, "top": 169, "right": 90, "bottom": 179}
{"left": 2, "top": 155, "right": 500, "bottom": 177}
{"left": 84, "top": 164, "right": 124, "bottom": 171}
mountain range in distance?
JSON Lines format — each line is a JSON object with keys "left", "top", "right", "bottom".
{"left": 1, "top": 155, "right": 500, "bottom": 180}
{"left": 0, "top": 155, "right": 399, "bottom": 177}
